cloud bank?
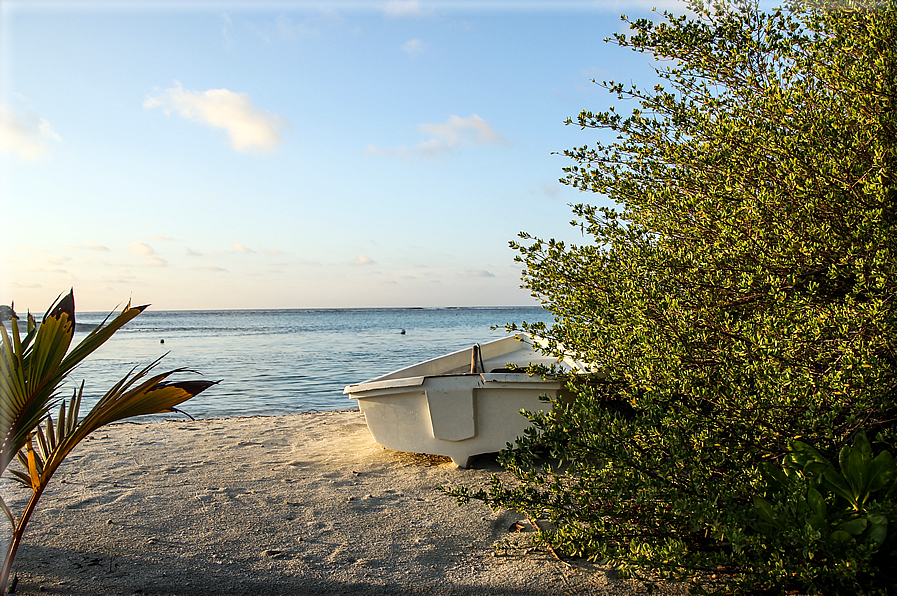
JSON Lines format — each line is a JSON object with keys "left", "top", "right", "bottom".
{"left": 367, "top": 114, "right": 505, "bottom": 159}
{"left": 144, "top": 83, "right": 290, "bottom": 153}
{"left": 0, "top": 104, "right": 61, "bottom": 161}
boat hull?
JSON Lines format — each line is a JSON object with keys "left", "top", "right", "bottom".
{"left": 344, "top": 334, "right": 571, "bottom": 467}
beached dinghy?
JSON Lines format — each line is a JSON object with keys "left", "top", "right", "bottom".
{"left": 343, "top": 333, "right": 580, "bottom": 467}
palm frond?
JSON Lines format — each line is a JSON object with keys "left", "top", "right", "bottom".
{"left": 24, "top": 440, "right": 41, "bottom": 492}
{"left": 6, "top": 468, "right": 31, "bottom": 488}
{"left": 1, "top": 291, "right": 147, "bottom": 474}
{"left": 0, "top": 294, "right": 75, "bottom": 473}
{"left": 0, "top": 496, "right": 13, "bottom": 529}
{"left": 12, "top": 360, "right": 216, "bottom": 495}
{"left": 0, "top": 291, "right": 213, "bottom": 595}
{"left": 66, "top": 361, "right": 217, "bottom": 453}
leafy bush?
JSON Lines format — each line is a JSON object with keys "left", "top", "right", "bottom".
{"left": 444, "top": 0, "right": 897, "bottom": 593}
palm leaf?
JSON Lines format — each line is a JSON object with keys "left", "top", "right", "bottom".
{"left": 6, "top": 468, "right": 31, "bottom": 488}
{"left": 0, "top": 291, "right": 147, "bottom": 474}
{"left": 24, "top": 440, "right": 41, "bottom": 492}
{"left": 0, "top": 291, "right": 213, "bottom": 595}
{"left": 2, "top": 359, "right": 215, "bottom": 590}
{"left": 0, "top": 496, "right": 13, "bottom": 528}
{"left": 18, "top": 359, "right": 216, "bottom": 492}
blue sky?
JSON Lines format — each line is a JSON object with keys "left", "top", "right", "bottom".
{"left": 1, "top": 0, "right": 678, "bottom": 312}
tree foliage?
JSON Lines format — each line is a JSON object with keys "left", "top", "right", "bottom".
{"left": 445, "top": 1, "right": 897, "bottom": 593}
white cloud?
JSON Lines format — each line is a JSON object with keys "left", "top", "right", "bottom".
{"left": 221, "top": 13, "right": 234, "bottom": 46}
{"left": 129, "top": 242, "right": 155, "bottom": 256}
{"left": 65, "top": 242, "right": 110, "bottom": 252}
{"left": 467, "top": 270, "right": 495, "bottom": 278}
{"left": 418, "top": 114, "right": 505, "bottom": 153}
{"left": 185, "top": 247, "right": 203, "bottom": 256}
{"left": 234, "top": 242, "right": 254, "bottom": 253}
{"left": 127, "top": 242, "right": 165, "bottom": 267}
{"left": 367, "top": 114, "right": 505, "bottom": 159}
{"left": 101, "top": 273, "right": 138, "bottom": 285}
{"left": 539, "top": 180, "right": 560, "bottom": 197}
{"left": 352, "top": 254, "right": 375, "bottom": 266}
{"left": 193, "top": 265, "right": 226, "bottom": 272}
{"left": 581, "top": 65, "right": 609, "bottom": 81}
{"left": 275, "top": 14, "right": 318, "bottom": 39}
{"left": 144, "top": 83, "right": 290, "bottom": 153}
{"left": 365, "top": 145, "right": 409, "bottom": 159}
{"left": 251, "top": 11, "right": 342, "bottom": 43}
{"left": 401, "top": 38, "right": 425, "bottom": 57}
{"left": 383, "top": 0, "right": 424, "bottom": 17}
{"left": 0, "top": 104, "right": 61, "bottom": 161}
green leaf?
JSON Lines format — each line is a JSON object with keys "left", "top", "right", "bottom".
{"left": 867, "top": 451, "right": 896, "bottom": 494}
{"left": 806, "top": 487, "right": 826, "bottom": 518}
{"left": 838, "top": 517, "right": 868, "bottom": 536}
{"left": 828, "top": 530, "right": 854, "bottom": 544}
{"left": 843, "top": 441, "right": 870, "bottom": 504}
{"left": 822, "top": 466, "right": 858, "bottom": 509}
{"left": 787, "top": 441, "right": 831, "bottom": 472}
{"left": 0, "top": 291, "right": 146, "bottom": 475}
{"left": 866, "top": 514, "right": 888, "bottom": 547}
{"left": 752, "top": 496, "right": 779, "bottom": 527}
{"left": 450, "top": 1, "right": 897, "bottom": 593}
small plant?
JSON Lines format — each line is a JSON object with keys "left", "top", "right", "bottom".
{"left": 0, "top": 291, "right": 216, "bottom": 593}
{"left": 747, "top": 433, "right": 897, "bottom": 594}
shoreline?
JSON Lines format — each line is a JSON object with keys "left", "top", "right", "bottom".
{"left": 2, "top": 411, "right": 686, "bottom": 595}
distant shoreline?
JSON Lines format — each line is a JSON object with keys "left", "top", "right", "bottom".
{"left": 74, "top": 304, "right": 547, "bottom": 315}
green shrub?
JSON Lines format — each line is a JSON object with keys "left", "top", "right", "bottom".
{"left": 444, "top": 1, "right": 897, "bottom": 593}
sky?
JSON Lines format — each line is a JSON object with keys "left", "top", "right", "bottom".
{"left": 0, "top": 0, "right": 681, "bottom": 312}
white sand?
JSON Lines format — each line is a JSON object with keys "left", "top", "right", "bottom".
{"left": 2, "top": 411, "right": 688, "bottom": 595}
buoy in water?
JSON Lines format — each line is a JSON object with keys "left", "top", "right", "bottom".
{"left": 160, "top": 339, "right": 165, "bottom": 344}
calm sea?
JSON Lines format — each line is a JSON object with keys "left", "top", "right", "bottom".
{"left": 62, "top": 307, "right": 552, "bottom": 421}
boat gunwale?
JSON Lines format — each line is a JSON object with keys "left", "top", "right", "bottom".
{"left": 344, "top": 369, "right": 567, "bottom": 397}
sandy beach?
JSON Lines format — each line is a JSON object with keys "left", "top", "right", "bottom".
{"left": 2, "top": 411, "right": 687, "bottom": 596}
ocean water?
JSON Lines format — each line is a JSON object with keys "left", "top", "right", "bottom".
{"left": 59, "top": 307, "right": 553, "bottom": 421}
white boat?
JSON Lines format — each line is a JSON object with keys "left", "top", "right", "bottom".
{"left": 343, "top": 333, "right": 581, "bottom": 467}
